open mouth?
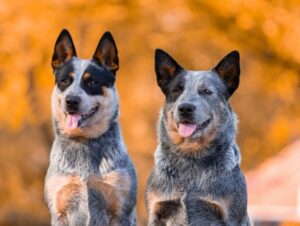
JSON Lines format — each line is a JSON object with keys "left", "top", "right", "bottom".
{"left": 177, "top": 118, "right": 211, "bottom": 138}
{"left": 65, "top": 106, "right": 99, "bottom": 129}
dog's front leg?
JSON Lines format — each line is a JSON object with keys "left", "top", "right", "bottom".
{"left": 87, "top": 170, "right": 133, "bottom": 226}
{"left": 195, "top": 196, "right": 249, "bottom": 226}
{"left": 148, "top": 199, "right": 188, "bottom": 226}
{"left": 45, "top": 175, "right": 89, "bottom": 226}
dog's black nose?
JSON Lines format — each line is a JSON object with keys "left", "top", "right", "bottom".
{"left": 66, "top": 95, "right": 81, "bottom": 111}
{"left": 178, "top": 103, "right": 196, "bottom": 116}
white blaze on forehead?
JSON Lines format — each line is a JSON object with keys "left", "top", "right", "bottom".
{"left": 73, "top": 59, "right": 90, "bottom": 80}
{"left": 64, "top": 59, "right": 90, "bottom": 95}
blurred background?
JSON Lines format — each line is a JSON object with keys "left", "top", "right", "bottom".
{"left": 0, "top": 0, "right": 299, "bottom": 225}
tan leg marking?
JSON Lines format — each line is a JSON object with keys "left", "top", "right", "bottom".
{"left": 56, "top": 176, "right": 85, "bottom": 217}
{"left": 147, "top": 192, "right": 160, "bottom": 215}
{"left": 147, "top": 192, "right": 187, "bottom": 225}
{"left": 88, "top": 171, "right": 131, "bottom": 221}
{"left": 45, "top": 175, "right": 67, "bottom": 212}
{"left": 45, "top": 175, "right": 86, "bottom": 217}
{"left": 147, "top": 191, "right": 182, "bottom": 215}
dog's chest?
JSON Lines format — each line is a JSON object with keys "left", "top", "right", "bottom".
{"left": 51, "top": 138, "right": 119, "bottom": 176}
{"left": 160, "top": 160, "right": 214, "bottom": 190}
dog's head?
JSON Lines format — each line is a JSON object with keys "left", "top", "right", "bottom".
{"left": 51, "top": 29, "right": 119, "bottom": 138}
{"left": 155, "top": 49, "right": 240, "bottom": 152}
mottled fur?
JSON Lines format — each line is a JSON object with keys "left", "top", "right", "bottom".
{"left": 145, "top": 49, "right": 250, "bottom": 225}
{"left": 45, "top": 29, "right": 137, "bottom": 226}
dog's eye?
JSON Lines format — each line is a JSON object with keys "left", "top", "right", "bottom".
{"left": 198, "top": 88, "right": 213, "bottom": 95}
{"left": 60, "top": 78, "right": 71, "bottom": 86}
{"left": 172, "top": 85, "right": 184, "bottom": 93}
{"left": 87, "top": 80, "right": 98, "bottom": 87}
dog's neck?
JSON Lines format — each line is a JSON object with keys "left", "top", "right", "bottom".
{"left": 50, "top": 121, "right": 128, "bottom": 177}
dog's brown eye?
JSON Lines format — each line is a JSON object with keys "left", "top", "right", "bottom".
{"left": 60, "top": 78, "right": 71, "bottom": 86}
{"left": 199, "top": 88, "right": 213, "bottom": 95}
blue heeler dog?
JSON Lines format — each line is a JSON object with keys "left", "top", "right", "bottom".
{"left": 145, "top": 49, "right": 250, "bottom": 225}
{"left": 44, "top": 29, "right": 137, "bottom": 226}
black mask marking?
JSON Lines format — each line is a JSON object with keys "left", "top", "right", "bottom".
{"left": 55, "top": 60, "right": 75, "bottom": 92}
{"left": 80, "top": 62, "right": 115, "bottom": 95}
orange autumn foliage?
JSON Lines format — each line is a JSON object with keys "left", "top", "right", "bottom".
{"left": 0, "top": 0, "right": 299, "bottom": 225}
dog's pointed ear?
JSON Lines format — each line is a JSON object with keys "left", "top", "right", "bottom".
{"left": 93, "top": 31, "right": 119, "bottom": 74}
{"left": 212, "top": 51, "right": 240, "bottom": 97}
{"left": 52, "top": 29, "right": 77, "bottom": 70}
{"left": 155, "top": 49, "right": 184, "bottom": 93}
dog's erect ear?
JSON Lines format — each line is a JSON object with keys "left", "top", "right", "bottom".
{"left": 212, "top": 51, "right": 240, "bottom": 97}
{"left": 155, "top": 49, "right": 184, "bottom": 93}
{"left": 93, "top": 32, "right": 119, "bottom": 74}
{"left": 52, "top": 29, "right": 77, "bottom": 70}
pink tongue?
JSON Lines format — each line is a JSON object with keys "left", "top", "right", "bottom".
{"left": 66, "top": 114, "right": 80, "bottom": 129}
{"left": 178, "top": 123, "right": 197, "bottom": 138}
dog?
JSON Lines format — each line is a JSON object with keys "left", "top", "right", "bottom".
{"left": 145, "top": 49, "right": 250, "bottom": 225}
{"left": 44, "top": 29, "right": 137, "bottom": 226}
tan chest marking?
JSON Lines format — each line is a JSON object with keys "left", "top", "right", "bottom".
{"left": 46, "top": 175, "right": 86, "bottom": 217}
{"left": 87, "top": 171, "right": 131, "bottom": 217}
{"left": 56, "top": 176, "right": 86, "bottom": 217}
